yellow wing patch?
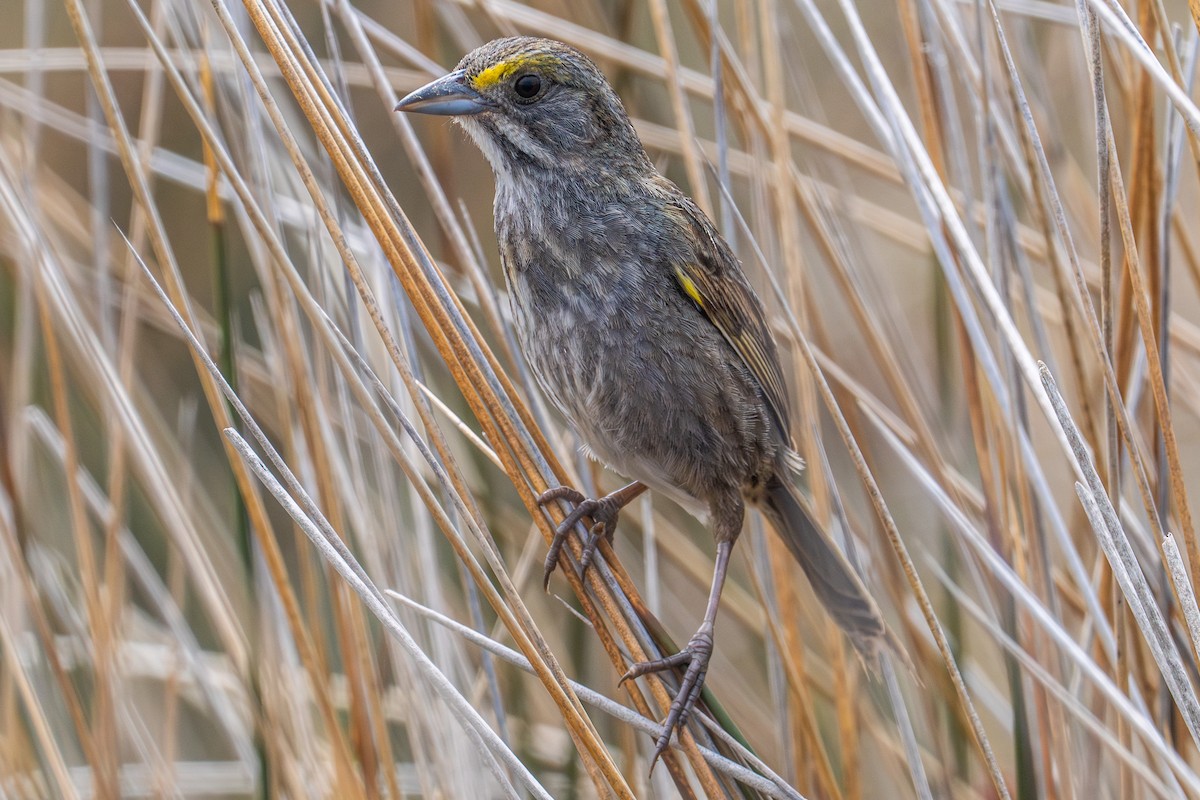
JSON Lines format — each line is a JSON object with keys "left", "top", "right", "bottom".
{"left": 664, "top": 194, "right": 796, "bottom": 442}
{"left": 472, "top": 54, "right": 560, "bottom": 90}
{"left": 673, "top": 259, "right": 794, "bottom": 441}
{"left": 675, "top": 267, "right": 704, "bottom": 308}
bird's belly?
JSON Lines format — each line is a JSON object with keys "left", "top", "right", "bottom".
{"left": 512, "top": 287, "right": 775, "bottom": 503}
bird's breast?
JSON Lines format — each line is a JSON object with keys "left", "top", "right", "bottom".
{"left": 495, "top": 224, "right": 777, "bottom": 500}
{"left": 498, "top": 229, "right": 641, "bottom": 421}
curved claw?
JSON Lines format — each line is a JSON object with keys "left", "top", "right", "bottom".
{"left": 619, "top": 628, "right": 715, "bottom": 771}
{"left": 541, "top": 530, "right": 570, "bottom": 592}
{"left": 537, "top": 485, "right": 623, "bottom": 587}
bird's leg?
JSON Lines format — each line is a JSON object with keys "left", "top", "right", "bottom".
{"left": 537, "top": 481, "right": 647, "bottom": 588}
{"left": 620, "top": 536, "right": 735, "bottom": 769}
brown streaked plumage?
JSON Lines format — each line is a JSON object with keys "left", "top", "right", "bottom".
{"left": 397, "top": 36, "right": 901, "bottom": 768}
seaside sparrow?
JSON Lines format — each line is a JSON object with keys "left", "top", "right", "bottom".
{"left": 397, "top": 37, "right": 896, "bottom": 764}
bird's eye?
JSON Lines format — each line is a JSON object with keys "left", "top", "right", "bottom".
{"left": 513, "top": 74, "right": 542, "bottom": 99}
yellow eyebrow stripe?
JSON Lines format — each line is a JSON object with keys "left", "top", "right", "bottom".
{"left": 472, "top": 54, "right": 558, "bottom": 90}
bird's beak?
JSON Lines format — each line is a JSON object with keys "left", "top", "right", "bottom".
{"left": 395, "top": 70, "right": 490, "bottom": 116}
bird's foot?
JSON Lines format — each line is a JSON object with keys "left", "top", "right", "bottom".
{"left": 618, "top": 625, "right": 714, "bottom": 770}
{"left": 537, "top": 486, "right": 623, "bottom": 588}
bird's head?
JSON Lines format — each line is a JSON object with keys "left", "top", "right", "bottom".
{"left": 396, "top": 37, "right": 649, "bottom": 177}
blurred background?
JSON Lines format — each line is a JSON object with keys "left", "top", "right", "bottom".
{"left": 2, "top": 0, "right": 1200, "bottom": 797}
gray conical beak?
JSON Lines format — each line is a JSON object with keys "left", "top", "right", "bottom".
{"left": 395, "top": 70, "right": 490, "bottom": 116}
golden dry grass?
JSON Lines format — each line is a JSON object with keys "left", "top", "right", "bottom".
{"left": 3, "top": 0, "right": 1200, "bottom": 798}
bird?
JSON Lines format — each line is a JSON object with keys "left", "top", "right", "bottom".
{"left": 396, "top": 36, "right": 897, "bottom": 766}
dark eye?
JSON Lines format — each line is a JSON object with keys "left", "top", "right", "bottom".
{"left": 513, "top": 74, "right": 542, "bottom": 99}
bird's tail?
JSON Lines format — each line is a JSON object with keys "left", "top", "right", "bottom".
{"left": 761, "top": 474, "right": 902, "bottom": 668}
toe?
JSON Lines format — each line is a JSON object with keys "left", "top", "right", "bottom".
{"left": 620, "top": 649, "right": 692, "bottom": 684}
{"left": 579, "top": 521, "right": 607, "bottom": 573}
{"left": 538, "top": 485, "right": 585, "bottom": 506}
{"left": 649, "top": 735, "right": 671, "bottom": 773}
{"left": 631, "top": 641, "right": 714, "bottom": 773}
{"left": 542, "top": 525, "right": 573, "bottom": 590}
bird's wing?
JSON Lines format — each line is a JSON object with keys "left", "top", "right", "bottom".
{"left": 667, "top": 196, "right": 795, "bottom": 444}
